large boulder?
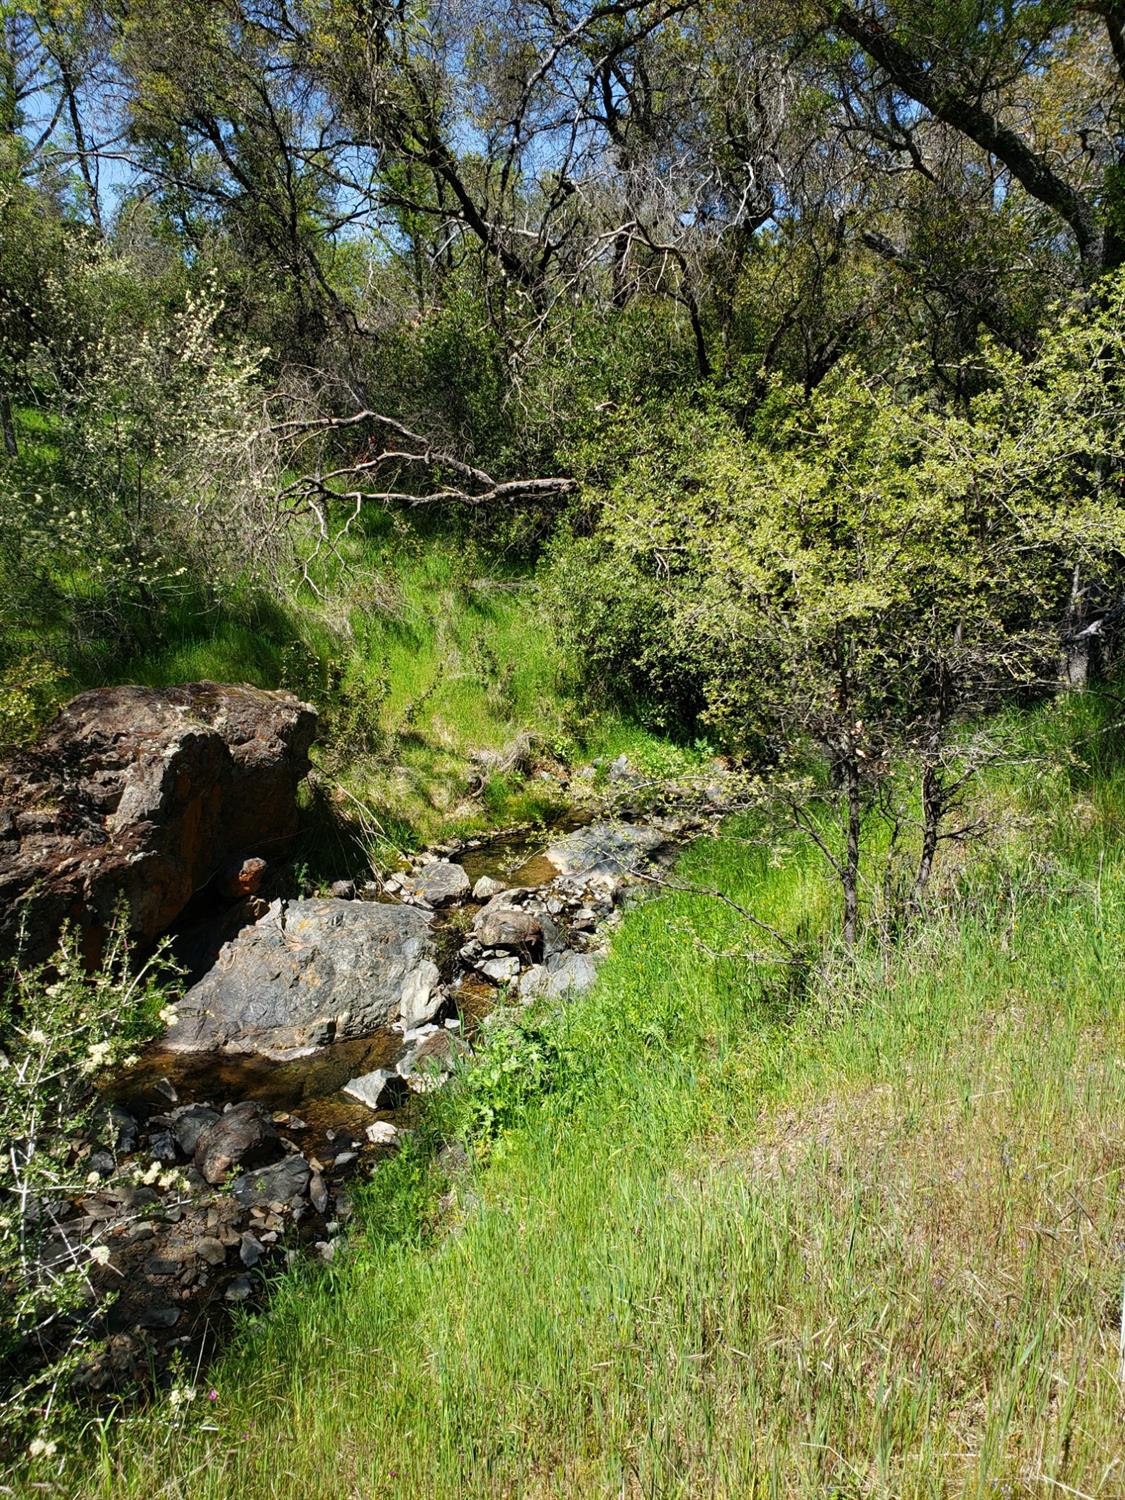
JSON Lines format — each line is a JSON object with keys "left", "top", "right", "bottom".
{"left": 0, "top": 683, "right": 317, "bottom": 965}
{"left": 169, "top": 898, "right": 442, "bottom": 1059}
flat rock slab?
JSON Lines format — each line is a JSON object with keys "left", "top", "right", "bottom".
{"left": 545, "top": 822, "right": 668, "bottom": 880}
{"left": 170, "top": 899, "right": 441, "bottom": 1058}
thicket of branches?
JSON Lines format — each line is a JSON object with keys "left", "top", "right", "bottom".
{"left": 4, "top": 0, "right": 1125, "bottom": 878}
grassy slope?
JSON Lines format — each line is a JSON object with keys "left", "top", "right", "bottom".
{"left": 19, "top": 516, "right": 674, "bottom": 851}
{"left": 48, "top": 691, "right": 1125, "bottom": 1500}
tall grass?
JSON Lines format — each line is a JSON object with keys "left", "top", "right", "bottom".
{"left": 32, "top": 690, "right": 1124, "bottom": 1499}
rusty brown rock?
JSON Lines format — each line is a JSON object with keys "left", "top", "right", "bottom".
{"left": 0, "top": 682, "right": 316, "bottom": 966}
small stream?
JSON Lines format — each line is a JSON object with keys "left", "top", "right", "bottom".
{"left": 108, "top": 817, "right": 586, "bottom": 1159}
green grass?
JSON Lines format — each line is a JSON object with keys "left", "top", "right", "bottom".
{"left": 32, "top": 690, "right": 1125, "bottom": 1499}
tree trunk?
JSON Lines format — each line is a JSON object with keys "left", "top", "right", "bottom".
{"left": 913, "top": 763, "right": 941, "bottom": 912}
{"left": 842, "top": 753, "right": 861, "bottom": 944}
{"left": 1061, "top": 562, "right": 1093, "bottom": 690}
{"left": 0, "top": 385, "right": 16, "bottom": 459}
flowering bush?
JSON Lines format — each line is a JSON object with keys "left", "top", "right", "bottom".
{"left": 0, "top": 911, "right": 181, "bottom": 1463}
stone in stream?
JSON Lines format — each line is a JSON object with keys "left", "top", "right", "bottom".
{"left": 169, "top": 898, "right": 442, "bottom": 1058}
{"left": 193, "top": 1102, "right": 281, "bottom": 1185}
{"left": 398, "top": 859, "right": 471, "bottom": 908}
{"left": 171, "top": 1105, "right": 219, "bottom": 1158}
{"left": 544, "top": 822, "right": 668, "bottom": 881}
{"left": 232, "top": 1154, "right": 311, "bottom": 1208}
{"left": 343, "top": 1068, "right": 409, "bottom": 1110}
{"left": 471, "top": 875, "right": 507, "bottom": 901}
{"left": 471, "top": 902, "right": 542, "bottom": 952}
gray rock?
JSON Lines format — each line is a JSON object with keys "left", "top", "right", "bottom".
{"left": 109, "top": 1105, "right": 138, "bottom": 1155}
{"left": 309, "top": 1171, "right": 328, "bottom": 1214}
{"left": 171, "top": 1105, "right": 219, "bottom": 1158}
{"left": 87, "top": 1149, "right": 115, "bottom": 1179}
{"left": 480, "top": 956, "right": 521, "bottom": 985}
{"left": 399, "top": 860, "right": 470, "bottom": 908}
{"left": 136, "top": 1305, "right": 180, "bottom": 1330}
{"left": 194, "top": 1102, "right": 281, "bottom": 1185}
{"left": 365, "top": 1121, "right": 398, "bottom": 1146}
{"left": 225, "top": 1275, "right": 252, "bottom": 1302}
{"left": 232, "top": 1154, "right": 311, "bottom": 1208}
{"left": 239, "top": 1231, "right": 265, "bottom": 1267}
{"left": 329, "top": 879, "right": 356, "bottom": 899}
{"left": 398, "top": 1029, "right": 466, "bottom": 1080}
{"left": 471, "top": 875, "right": 507, "bottom": 901}
{"left": 147, "top": 1129, "right": 179, "bottom": 1164}
{"left": 522, "top": 950, "right": 600, "bottom": 999}
{"left": 545, "top": 822, "right": 668, "bottom": 880}
{"left": 519, "top": 963, "right": 547, "bottom": 997}
{"left": 196, "top": 1237, "right": 227, "bottom": 1266}
{"left": 472, "top": 904, "right": 542, "bottom": 951}
{"left": 170, "top": 899, "right": 441, "bottom": 1057}
{"left": 343, "top": 1068, "right": 408, "bottom": 1110}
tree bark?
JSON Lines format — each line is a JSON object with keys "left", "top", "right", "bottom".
{"left": 842, "top": 751, "right": 861, "bottom": 945}
{"left": 0, "top": 385, "right": 16, "bottom": 459}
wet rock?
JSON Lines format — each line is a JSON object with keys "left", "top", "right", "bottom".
{"left": 471, "top": 875, "right": 507, "bottom": 901}
{"left": 343, "top": 1068, "right": 409, "bottom": 1110}
{"left": 471, "top": 904, "right": 542, "bottom": 952}
{"left": 171, "top": 1105, "right": 220, "bottom": 1158}
{"left": 232, "top": 1154, "right": 311, "bottom": 1208}
{"left": 0, "top": 682, "right": 317, "bottom": 966}
{"left": 194, "top": 1102, "right": 281, "bottom": 1185}
{"left": 399, "top": 860, "right": 471, "bottom": 908}
{"left": 170, "top": 899, "right": 441, "bottom": 1056}
{"left": 545, "top": 822, "right": 668, "bottom": 881}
